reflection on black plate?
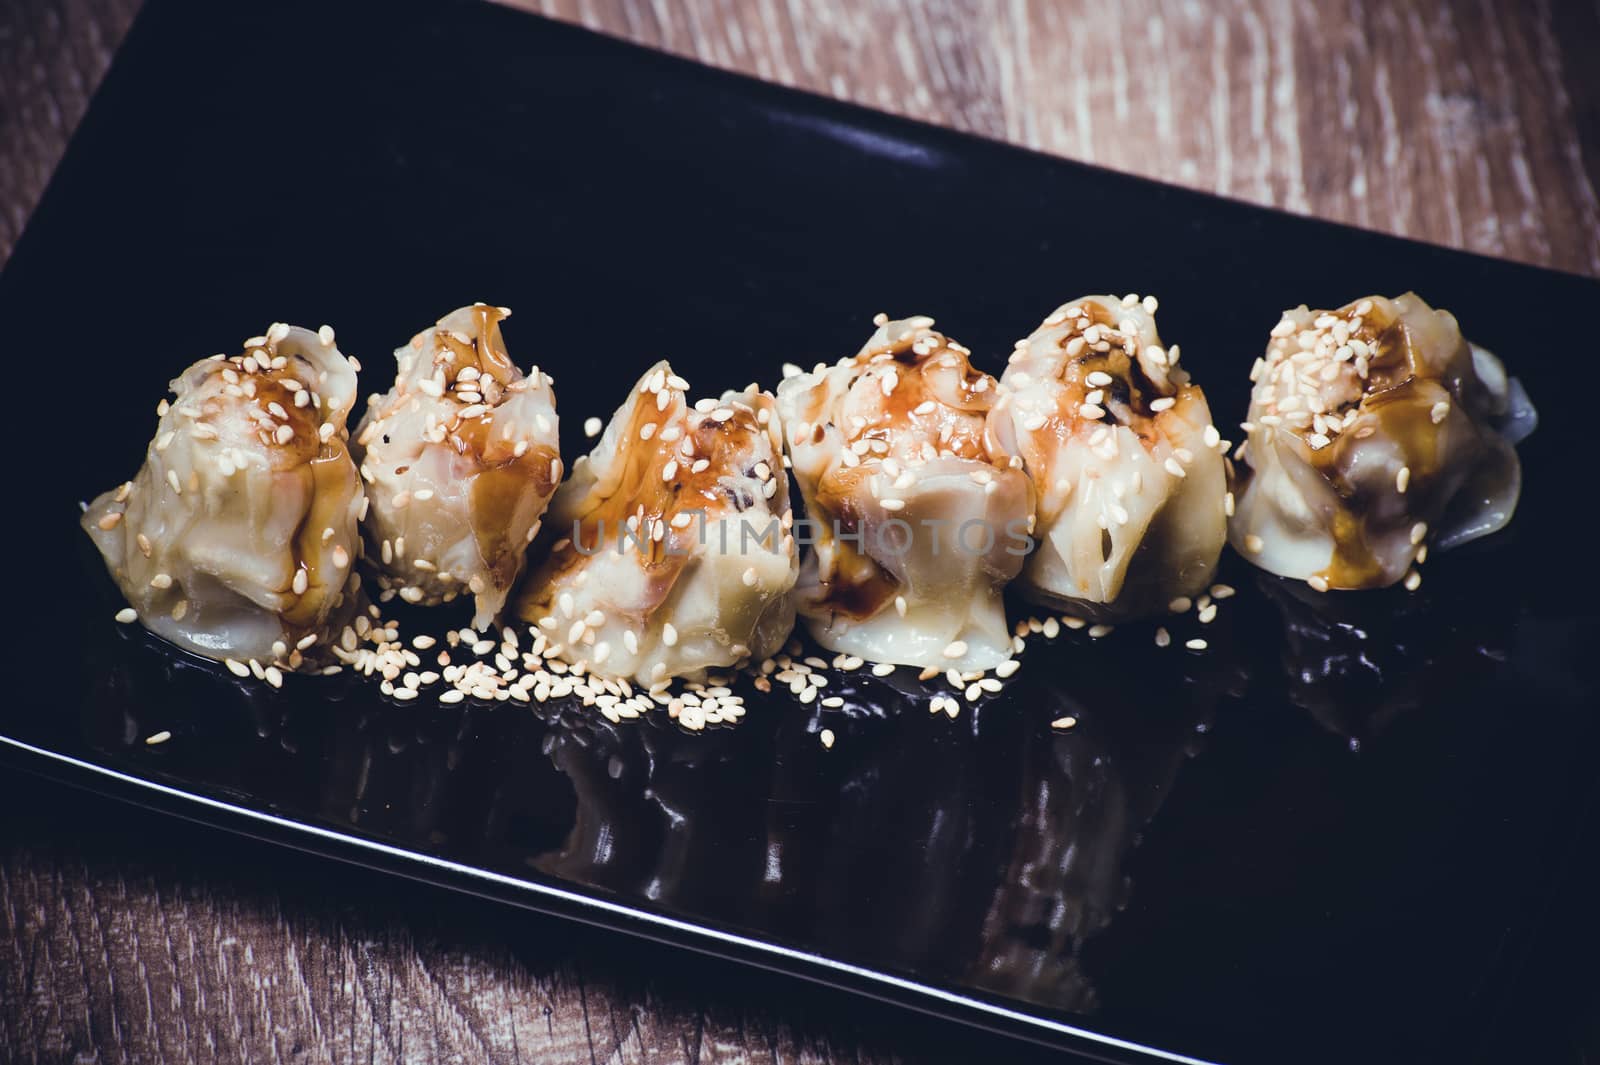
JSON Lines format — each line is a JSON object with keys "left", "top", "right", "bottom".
{"left": 4, "top": 0, "right": 1598, "bottom": 1062}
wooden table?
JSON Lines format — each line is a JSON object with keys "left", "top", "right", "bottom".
{"left": 3, "top": 1, "right": 1596, "bottom": 1062}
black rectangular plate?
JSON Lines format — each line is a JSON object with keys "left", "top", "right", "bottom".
{"left": 4, "top": 1, "right": 1598, "bottom": 1062}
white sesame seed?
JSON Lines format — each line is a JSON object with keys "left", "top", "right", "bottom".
{"left": 819, "top": 729, "right": 836, "bottom": 749}
{"left": 145, "top": 731, "right": 172, "bottom": 746}
{"left": 1404, "top": 569, "right": 1422, "bottom": 592}
{"left": 1154, "top": 627, "right": 1171, "bottom": 648}
{"left": 1308, "top": 575, "right": 1330, "bottom": 592}
{"left": 1396, "top": 466, "right": 1411, "bottom": 493}
{"left": 1185, "top": 638, "right": 1208, "bottom": 651}
{"left": 942, "top": 640, "right": 968, "bottom": 660}
{"left": 1051, "top": 716, "right": 1077, "bottom": 730}
{"left": 115, "top": 607, "right": 138, "bottom": 624}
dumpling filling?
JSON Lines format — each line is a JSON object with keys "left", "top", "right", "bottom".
{"left": 512, "top": 362, "right": 797, "bottom": 686}
{"left": 777, "top": 315, "right": 1033, "bottom": 671}
{"left": 992, "top": 295, "right": 1227, "bottom": 619}
{"left": 82, "top": 323, "right": 365, "bottom": 669}
{"left": 354, "top": 304, "right": 561, "bottom": 629}
{"left": 1228, "top": 292, "right": 1533, "bottom": 591}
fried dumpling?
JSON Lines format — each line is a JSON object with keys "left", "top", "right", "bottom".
{"left": 513, "top": 362, "right": 797, "bottom": 686}
{"left": 1228, "top": 292, "right": 1534, "bottom": 591}
{"left": 82, "top": 323, "right": 365, "bottom": 668}
{"left": 776, "top": 315, "right": 1034, "bottom": 672}
{"left": 354, "top": 304, "right": 561, "bottom": 629}
{"left": 991, "top": 296, "right": 1227, "bottom": 620}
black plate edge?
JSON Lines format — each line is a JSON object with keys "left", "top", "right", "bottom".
{"left": 0, "top": 733, "right": 1222, "bottom": 1065}
{"left": 3, "top": 0, "right": 1596, "bottom": 302}
{"left": 442, "top": 0, "right": 1600, "bottom": 289}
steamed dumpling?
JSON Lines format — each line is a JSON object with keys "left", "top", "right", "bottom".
{"left": 512, "top": 362, "right": 797, "bottom": 686}
{"left": 82, "top": 323, "right": 365, "bottom": 669}
{"left": 1228, "top": 292, "right": 1534, "bottom": 590}
{"left": 354, "top": 304, "right": 560, "bottom": 628}
{"left": 776, "top": 315, "right": 1034, "bottom": 671}
{"left": 991, "top": 296, "right": 1227, "bottom": 619}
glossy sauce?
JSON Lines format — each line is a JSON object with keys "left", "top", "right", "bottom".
{"left": 807, "top": 328, "right": 1009, "bottom": 621}
{"left": 189, "top": 345, "right": 359, "bottom": 642}
{"left": 517, "top": 382, "right": 782, "bottom": 622}
{"left": 1307, "top": 301, "right": 1460, "bottom": 587}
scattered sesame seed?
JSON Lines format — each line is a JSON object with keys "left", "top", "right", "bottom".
{"left": 819, "top": 728, "right": 835, "bottom": 749}
{"left": 1051, "top": 716, "right": 1077, "bottom": 730}
{"left": 144, "top": 731, "right": 172, "bottom": 746}
{"left": 942, "top": 640, "right": 968, "bottom": 659}
{"left": 1154, "top": 627, "right": 1171, "bottom": 648}
{"left": 115, "top": 607, "right": 138, "bottom": 624}
{"left": 1185, "top": 638, "right": 1208, "bottom": 651}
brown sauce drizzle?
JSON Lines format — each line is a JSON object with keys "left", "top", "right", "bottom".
{"left": 412, "top": 306, "right": 562, "bottom": 588}
{"left": 197, "top": 344, "right": 357, "bottom": 641}
{"left": 806, "top": 327, "right": 1007, "bottom": 621}
{"left": 516, "top": 379, "right": 780, "bottom": 623}
{"left": 1039, "top": 299, "right": 1176, "bottom": 449}
{"left": 1303, "top": 299, "right": 1462, "bottom": 587}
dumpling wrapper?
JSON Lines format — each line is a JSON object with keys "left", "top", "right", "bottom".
{"left": 82, "top": 323, "right": 365, "bottom": 668}
{"left": 991, "top": 296, "right": 1227, "bottom": 619}
{"left": 512, "top": 361, "right": 797, "bottom": 687}
{"left": 1228, "top": 292, "right": 1533, "bottom": 590}
{"left": 777, "top": 315, "right": 1033, "bottom": 672}
{"left": 354, "top": 304, "right": 561, "bottom": 629}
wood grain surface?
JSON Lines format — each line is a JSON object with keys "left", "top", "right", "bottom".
{"left": 2, "top": 0, "right": 1597, "bottom": 1063}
